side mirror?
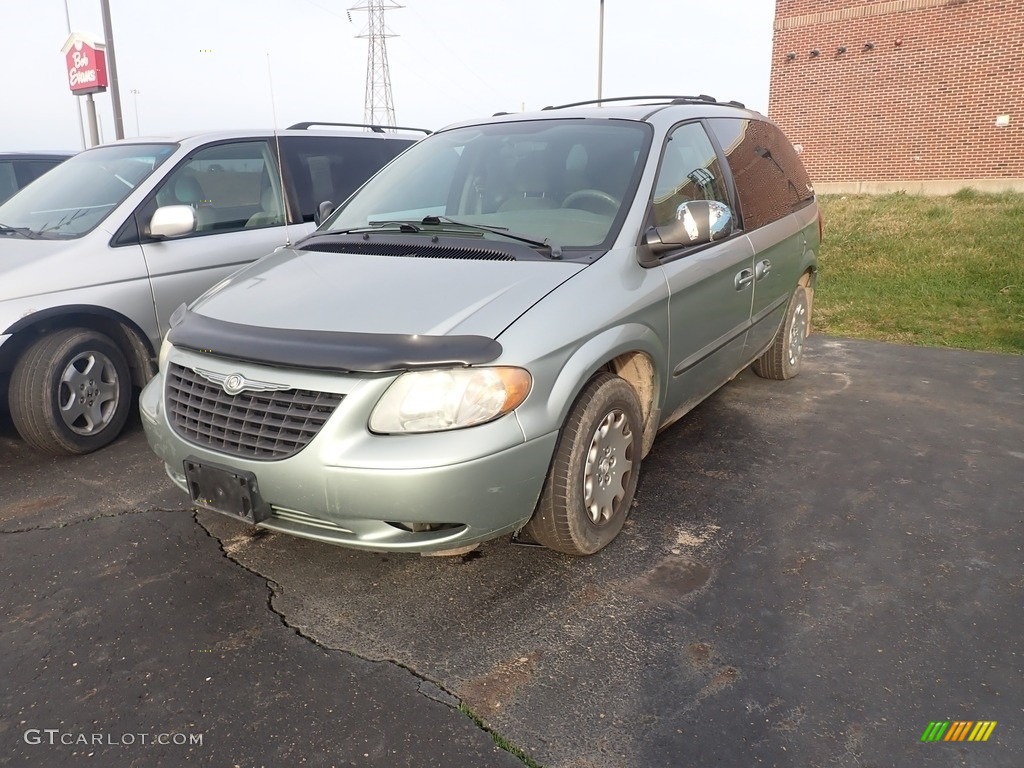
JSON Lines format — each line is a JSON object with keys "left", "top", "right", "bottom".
{"left": 149, "top": 205, "right": 196, "bottom": 239}
{"left": 644, "top": 200, "right": 733, "bottom": 255}
{"left": 314, "top": 200, "right": 335, "bottom": 226}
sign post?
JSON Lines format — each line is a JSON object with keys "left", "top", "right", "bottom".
{"left": 61, "top": 33, "right": 109, "bottom": 147}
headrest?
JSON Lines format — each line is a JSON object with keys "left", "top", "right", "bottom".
{"left": 511, "top": 154, "right": 549, "bottom": 194}
{"left": 174, "top": 176, "right": 204, "bottom": 206}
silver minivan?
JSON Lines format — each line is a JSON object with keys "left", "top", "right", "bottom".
{"left": 0, "top": 124, "right": 422, "bottom": 454}
{"left": 141, "top": 97, "right": 820, "bottom": 556}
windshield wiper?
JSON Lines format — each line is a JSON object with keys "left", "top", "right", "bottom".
{"left": 0, "top": 222, "right": 36, "bottom": 238}
{"left": 332, "top": 220, "right": 422, "bottom": 235}
{"left": 37, "top": 207, "right": 91, "bottom": 236}
{"left": 421, "top": 215, "right": 562, "bottom": 259}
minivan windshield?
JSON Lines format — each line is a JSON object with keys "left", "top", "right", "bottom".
{"left": 0, "top": 143, "right": 176, "bottom": 239}
{"left": 325, "top": 119, "right": 650, "bottom": 250}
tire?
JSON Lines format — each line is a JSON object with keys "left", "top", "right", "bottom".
{"left": 9, "top": 328, "right": 133, "bottom": 455}
{"left": 523, "top": 373, "right": 643, "bottom": 556}
{"left": 753, "top": 284, "right": 810, "bottom": 381}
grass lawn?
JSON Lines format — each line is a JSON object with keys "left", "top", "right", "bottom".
{"left": 813, "top": 189, "right": 1024, "bottom": 355}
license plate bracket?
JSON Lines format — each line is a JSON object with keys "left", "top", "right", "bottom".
{"left": 183, "top": 459, "right": 270, "bottom": 525}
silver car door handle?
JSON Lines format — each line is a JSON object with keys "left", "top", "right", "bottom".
{"left": 755, "top": 259, "right": 772, "bottom": 280}
{"left": 734, "top": 269, "right": 754, "bottom": 290}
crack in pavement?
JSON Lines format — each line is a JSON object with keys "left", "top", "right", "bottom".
{"left": 191, "top": 510, "right": 543, "bottom": 768}
{"left": 1, "top": 506, "right": 183, "bottom": 535}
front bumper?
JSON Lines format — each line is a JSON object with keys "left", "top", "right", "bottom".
{"left": 140, "top": 354, "right": 558, "bottom": 553}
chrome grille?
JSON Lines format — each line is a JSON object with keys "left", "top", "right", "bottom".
{"left": 166, "top": 363, "right": 343, "bottom": 460}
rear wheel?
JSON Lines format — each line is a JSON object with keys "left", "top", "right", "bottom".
{"left": 523, "top": 373, "right": 642, "bottom": 556}
{"left": 753, "top": 284, "right": 810, "bottom": 380}
{"left": 9, "top": 328, "right": 133, "bottom": 455}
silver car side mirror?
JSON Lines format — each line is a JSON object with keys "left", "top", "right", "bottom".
{"left": 315, "top": 200, "right": 335, "bottom": 227}
{"left": 644, "top": 200, "right": 733, "bottom": 255}
{"left": 149, "top": 205, "right": 197, "bottom": 239}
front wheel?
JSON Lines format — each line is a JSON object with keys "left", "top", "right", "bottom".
{"left": 9, "top": 328, "right": 133, "bottom": 455}
{"left": 523, "top": 373, "right": 643, "bottom": 556}
{"left": 753, "top": 284, "right": 810, "bottom": 380}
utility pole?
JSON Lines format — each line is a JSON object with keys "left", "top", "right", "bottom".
{"left": 598, "top": 0, "right": 605, "bottom": 104}
{"left": 99, "top": 0, "right": 125, "bottom": 139}
{"left": 348, "top": 0, "right": 401, "bottom": 128}
{"left": 130, "top": 89, "right": 141, "bottom": 135}
{"left": 61, "top": 0, "right": 86, "bottom": 149}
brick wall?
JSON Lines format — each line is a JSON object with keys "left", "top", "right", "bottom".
{"left": 769, "top": 0, "right": 1024, "bottom": 188}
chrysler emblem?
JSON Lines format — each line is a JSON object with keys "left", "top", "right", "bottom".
{"left": 192, "top": 367, "right": 292, "bottom": 396}
{"left": 223, "top": 374, "right": 245, "bottom": 395}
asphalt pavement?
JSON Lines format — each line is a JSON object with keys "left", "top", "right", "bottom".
{"left": 2, "top": 336, "right": 1022, "bottom": 768}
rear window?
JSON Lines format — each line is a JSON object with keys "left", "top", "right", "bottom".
{"left": 706, "top": 118, "right": 814, "bottom": 231}
{"left": 279, "top": 136, "right": 413, "bottom": 223}
{"left": 0, "top": 159, "right": 67, "bottom": 204}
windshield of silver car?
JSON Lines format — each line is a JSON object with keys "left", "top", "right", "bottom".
{"left": 325, "top": 119, "right": 651, "bottom": 249}
{"left": 0, "top": 143, "right": 177, "bottom": 239}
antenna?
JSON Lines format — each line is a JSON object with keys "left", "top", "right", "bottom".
{"left": 349, "top": 0, "right": 401, "bottom": 128}
{"left": 266, "top": 53, "right": 292, "bottom": 246}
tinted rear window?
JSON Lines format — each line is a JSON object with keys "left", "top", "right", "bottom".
{"left": 279, "top": 136, "right": 413, "bottom": 223}
{"left": 706, "top": 118, "right": 814, "bottom": 230}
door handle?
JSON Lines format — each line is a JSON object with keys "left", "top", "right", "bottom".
{"left": 734, "top": 269, "right": 754, "bottom": 290}
{"left": 755, "top": 259, "right": 772, "bottom": 280}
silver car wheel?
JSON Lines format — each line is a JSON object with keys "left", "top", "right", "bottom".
{"left": 58, "top": 350, "right": 121, "bottom": 435}
{"left": 752, "top": 283, "right": 811, "bottom": 381}
{"left": 583, "top": 409, "right": 634, "bottom": 525}
{"left": 523, "top": 373, "right": 643, "bottom": 555}
{"left": 788, "top": 300, "right": 808, "bottom": 367}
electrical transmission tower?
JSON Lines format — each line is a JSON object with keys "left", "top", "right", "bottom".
{"left": 348, "top": 0, "right": 401, "bottom": 128}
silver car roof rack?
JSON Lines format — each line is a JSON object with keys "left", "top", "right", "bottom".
{"left": 287, "top": 121, "right": 432, "bottom": 135}
{"left": 541, "top": 95, "right": 745, "bottom": 110}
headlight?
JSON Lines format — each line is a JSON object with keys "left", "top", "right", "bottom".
{"left": 369, "top": 367, "right": 532, "bottom": 434}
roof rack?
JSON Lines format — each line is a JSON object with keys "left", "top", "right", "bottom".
{"left": 541, "top": 95, "right": 745, "bottom": 110}
{"left": 287, "top": 121, "right": 432, "bottom": 135}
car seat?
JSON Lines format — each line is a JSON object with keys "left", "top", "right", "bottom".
{"left": 245, "top": 186, "right": 285, "bottom": 228}
{"left": 498, "top": 154, "right": 559, "bottom": 211}
{"left": 156, "top": 173, "right": 213, "bottom": 230}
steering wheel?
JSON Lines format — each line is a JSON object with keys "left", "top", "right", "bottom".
{"left": 561, "top": 188, "right": 620, "bottom": 215}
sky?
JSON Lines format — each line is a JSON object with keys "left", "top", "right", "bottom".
{"left": 4, "top": 0, "right": 777, "bottom": 151}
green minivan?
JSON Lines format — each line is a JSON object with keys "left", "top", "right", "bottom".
{"left": 140, "top": 96, "right": 820, "bottom": 556}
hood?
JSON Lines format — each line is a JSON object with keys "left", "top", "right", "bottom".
{"left": 192, "top": 242, "right": 586, "bottom": 339}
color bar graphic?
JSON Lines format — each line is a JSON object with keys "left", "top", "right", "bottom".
{"left": 921, "top": 722, "right": 949, "bottom": 742}
{"left": 968, "top": 722, "right": 997, "bottom": 742}
{"left": 921, "top": 721, "right": 996, "bottom": 742}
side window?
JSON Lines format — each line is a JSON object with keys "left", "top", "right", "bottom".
{"left": 15, "top": 160, "right": 63, "bottom": 188}
{"left": 652, "top": 122, "right": 733, "bottom": 231}
{"left": 0, "top": 162, "right": 17, "bottom": 201}
{"left": 152, "top": 141, "right": 282, "bottom": 234}
{"left": 0, "top": 161, "right": 62, "bottom": 202}
{"left": 706, "top": 118, "right": 814, "bottom": 231}
{"left": 279, "top": 136, "right": 413, "bottom": 223}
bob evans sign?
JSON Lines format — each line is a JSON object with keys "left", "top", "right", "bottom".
{"left": 61, "top": 34, "right": 108, "bottom": 95}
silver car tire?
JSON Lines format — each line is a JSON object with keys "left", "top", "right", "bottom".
{"left": 753, "top": 284, "right": 810, "bottom": 381}
{"left": 9, "top": 328, "right": 133, "bottom": 455}
{"left": 524, "top": 373, "right": 642, "bottom": 556}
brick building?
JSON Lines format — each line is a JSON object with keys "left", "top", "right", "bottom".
{"left": 769, "top": 0, "right": 1024, "bottom": 193}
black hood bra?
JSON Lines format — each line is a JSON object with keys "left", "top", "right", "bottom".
{"left": 167, "top": 308, "right": 503, "bottom": 374}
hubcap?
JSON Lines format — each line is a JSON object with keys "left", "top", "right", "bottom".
{"left": 583, "top": 409, "right": 634, "bottom": 525}
{"left": 58, "top": 351, "right": 120, "bottom": 436}
{"left": 788, "top": 301, "right": 808, "bottom": 367}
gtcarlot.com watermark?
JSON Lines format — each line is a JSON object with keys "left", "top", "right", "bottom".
{"left": 24, "top": 729, "right": 203, "bottom": 747}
